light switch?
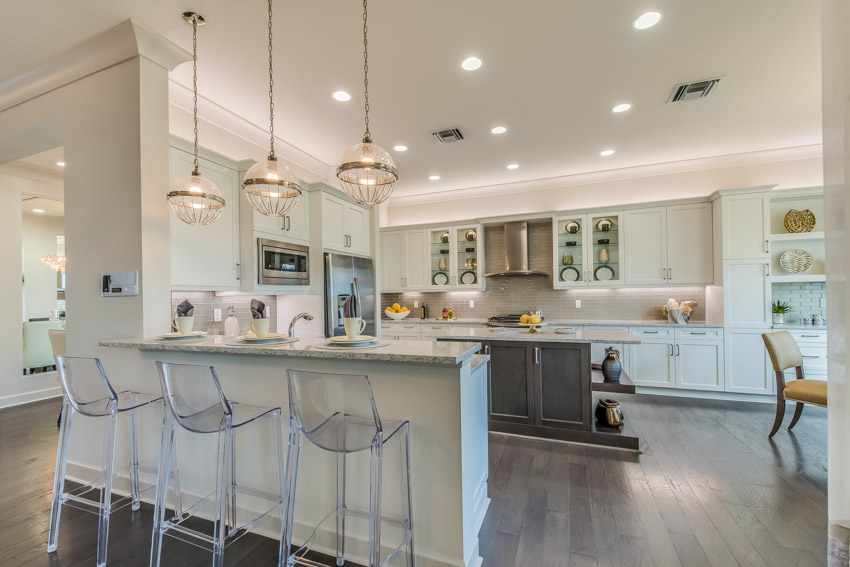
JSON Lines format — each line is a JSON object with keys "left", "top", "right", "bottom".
{"left": 469, "top": 300, "right": 475, "bottom": 308}
{"left": 213, "top": 309, "right": 222, "bottom": 322}
{"left": 414, "top": 300, "right": 419, "bottom": 308}
{"left": 264, "top": 306, "right": 271, "bottom": 318}
{"left": 575, "top": 299, "right": 582, "bottom": 308}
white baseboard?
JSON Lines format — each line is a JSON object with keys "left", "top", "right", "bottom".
{"left": 0, "top": 385, "right": 62, "bottom": 409}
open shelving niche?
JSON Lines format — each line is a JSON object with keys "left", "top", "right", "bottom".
{"left": 768, "top": 189, "right": 825, "bottom": 284}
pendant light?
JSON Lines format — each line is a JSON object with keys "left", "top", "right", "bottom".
{"left": 336, "top": 0, "right": 398, "bottom": 206}
{"left": 242, "top": 0, "right": 302, "bottom": 216}
{"left": 167, "top": 13, "right": 226, "bottom": 226}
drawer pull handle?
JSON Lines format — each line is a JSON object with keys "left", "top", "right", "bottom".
{"left": 801, "top": 334, "right": 821, "bottom": 338}
{"left": 802, "top": 355, "right": 820, "bottom": 359}
{"left": 690, "top": 332, "right": 707, "bottom": 335}
{"left": 644, "top": 331, "right": 659, "bottom": 334}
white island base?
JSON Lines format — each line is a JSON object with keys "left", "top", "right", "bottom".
{"left": 86, "top": 337, "right": 489, "bottom": 567}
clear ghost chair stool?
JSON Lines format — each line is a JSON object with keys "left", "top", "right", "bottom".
{"left": 152, "top": 361, "right": 285, "bottom": 567}
{"left": 281, "top": 370, "right": 414, "bottom": 567}
{"left": 49, "top": 355, "right": 179, "bottom": 567}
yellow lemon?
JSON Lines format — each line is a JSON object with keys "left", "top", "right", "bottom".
{"left": 400, "top": 307, "right": 408, "bottom": 312}
{"left": 530, "top": 314, "right": 542, "bottom": 324}
{"left": 520, "top": 314, "right": 530, "bottom": 324}
{"left": 392, "top": 303, "right": 401, "bottom": 312}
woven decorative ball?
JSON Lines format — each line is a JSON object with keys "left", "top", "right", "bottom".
{"left": 783, "top": 209, "right": 816, "bottom": 233}
{"left": 779, "top": 249, "right": 814, "bottom": 273}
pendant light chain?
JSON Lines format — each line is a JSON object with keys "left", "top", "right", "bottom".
{"left": 267, "top": 0, "right": 276, "bottom": 159}
{"left": 362, "top": 0, "right": 371, "bottom": 142}
{"left": 191, "top": 16, "right": 200, "bottom": 175}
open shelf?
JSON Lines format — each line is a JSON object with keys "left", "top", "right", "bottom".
{"left": 770, "top": 231, "right": 824, "bottom": 242}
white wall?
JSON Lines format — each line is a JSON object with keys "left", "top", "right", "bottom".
{"left": 22, "top": 214, "right": 64, "bottom": 321}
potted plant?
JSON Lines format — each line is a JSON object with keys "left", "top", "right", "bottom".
{"left": 771, "top": 300, "right": 792, "bottom": 325}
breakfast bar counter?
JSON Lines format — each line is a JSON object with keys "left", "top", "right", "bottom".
{"left": 83, "top": 337, "right": 490, "bottom": 567}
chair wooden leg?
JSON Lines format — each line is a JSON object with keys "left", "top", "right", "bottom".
{"left": 787, "top": 402, "right": 805, "bottom": 431}
{"left": 769, "top": 398, "right": 786, "bottom": 439}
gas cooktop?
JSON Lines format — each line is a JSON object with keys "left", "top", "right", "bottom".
{"left": 487, "top": 314, "right": 545, "bottom": 327}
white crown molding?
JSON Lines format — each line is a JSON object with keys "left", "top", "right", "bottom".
{"left": 167, "top": 79, "right": 332, "bottom": 184}
{"left": 0, "top": 20, "right": 189, "bottom": 113}
{"left": 387, "top": 144, "right": 824, "bottom": 208}
{"left": 0, "top": 162, "right": 64, "bottom": 186}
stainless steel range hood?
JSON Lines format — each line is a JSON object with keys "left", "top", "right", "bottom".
{"left": 484, "top": 221, "right": 549, "bottom": 277}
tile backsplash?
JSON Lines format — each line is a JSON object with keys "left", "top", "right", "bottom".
{"left": 771, "top": 282, "right": 827, "bottom": 324}
{"left": 171, "top": 292, "right": 278, "bottom": 335}
{"left": 382, "top": 222, "right": 707, "bottom": 322}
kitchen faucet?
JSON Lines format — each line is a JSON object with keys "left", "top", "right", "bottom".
{"left": 288, "top": 313, "right": 314, "bottom": 337}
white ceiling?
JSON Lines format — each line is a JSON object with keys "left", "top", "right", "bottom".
{"left": 0, "top": 0, "right": 822, "bottom": 200}
{"left": 22, "top": 196, "right": 64, "bottom": 217}
{"left": 16, "top": 147, "right": 65, "bottom": 173}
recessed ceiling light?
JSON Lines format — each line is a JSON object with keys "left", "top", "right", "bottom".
{"left": 612, "top": 103, "right": 632, "bottom": 113}
{"left": 32, "top": 209, "right": 45, "bottom": 213}
{"left": 491, "top": 126, "right": 507, "bottom": 134}
{"left": 507, "top": 164, "right": 519, "bottom": 170}
{"left": 600, "top": 149, "right": 615, "bottom": 156}
{"left": 461, "top": 57, "right": 482, "bottom": 71}
{"left": 393, "top": 145, "right": 408, "bottom": 152}
{"left": 56, "top": 161, "right": 65, "bottom": 167}
{"left": 429, "top": 175, "right": 441, "bottom": 181}
{"left": 332, "top": 91, "right": 351, "bottom": 102}
{"left": 633, "top": 11, "right": 662, "bottom": 30}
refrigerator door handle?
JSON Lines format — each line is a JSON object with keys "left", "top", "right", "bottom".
{"left": 352, "top": 276, "right": 361, "bottom": 313}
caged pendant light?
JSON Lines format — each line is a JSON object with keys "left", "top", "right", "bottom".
{"left": 242, "top": 0, "right": 302, "bottom": 216}
{"left": 336, "top": 0, "right": 398, "bottom": 206}
{"left": 167, "top": 13, "right": 226, "bottom": 226}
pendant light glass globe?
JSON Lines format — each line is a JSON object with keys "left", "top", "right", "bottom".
{"left": 337, "top": 140, "right": 398, "bottom": 205}
{"left": 243, "top": 157, "right": 302, "bottom": 216}
{"left": 168, "top": 173, "right": 226, "bottom": 225}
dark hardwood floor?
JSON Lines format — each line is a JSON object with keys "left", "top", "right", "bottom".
{"left": 0, "top": 395, "right": 827, "bottom": 566}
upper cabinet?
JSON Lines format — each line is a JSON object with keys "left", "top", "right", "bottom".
{"left": 552, "top": 212, "right": 623, "bottom": 287}
{"left": 321, "top": 193, "right": 371, "bottom": 257}
{"left": 380, "top": 229, "right": 428, "bottom": 292}
{"left": 249, "top": 194, "right": 310, "bottom": 244}
{"left": 623, "top": 203, "right": 713, "bottom": 286}
{"left": 721, "top": 193, "right": 770, "bottom": 260}
{"left": 170, "top": 147, "right": 240, "bottom": 290}
{"left": 426, "top": 224, "right": 484, "bottom": 290}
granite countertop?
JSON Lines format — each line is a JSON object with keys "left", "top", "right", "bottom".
{"left": 436, "top": 328, "right": 641, "bottom": 344}
{"left": 383, "top": 318, "right": 719, "bottom": 327}
{"left": 100, "top": 336, "right": 481, "bottom": 365}
{"left": 771, "top": 325, "right": 827, "bottom": 331}
{"left": 382, "top": 318, "right": 489, "bottom": 324}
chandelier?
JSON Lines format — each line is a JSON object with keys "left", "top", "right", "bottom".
{"left": 336, "top": 0, "right": 398, "bottom": 205}
{"left": 242, "top": 0, "right": 302, "bottom": 216}
{"left": 166, "top": 12, "right": 226, "bottom": 226}
{"left": 41, "top": 255, "right": 66, "bottom": 274}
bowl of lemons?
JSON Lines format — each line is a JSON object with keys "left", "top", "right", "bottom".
{"left": 384, "top": 303, "right": 411, "bottom": 320}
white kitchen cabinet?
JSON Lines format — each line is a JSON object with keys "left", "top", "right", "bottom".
{"left": 624, "top": 207, "right": 667, "bottom": 285}
{"left": 321, "top": 193, "right": 371, "bottom": 257}
{"left": 170, "top": 147, "right": 240, "bottom": 290}
{"left": 675, "top": 340, "right": 724, "bottom": 391}
{"left": 667, "top": 203, "right": 713, "bottom": 284}
{"left": 552, "top": 213, "right": 622, "bottom": 287}
{"left": 723, "top": 259, "right": 771, "bottom": 327}
{"left": 380, "top": 321, "right": 421, "bottom": 340}
{"left": 380, "top": 229, "right": 428, "bottom": 292}
{"left": 786, "top": 329, "right": 828, "bottom": 381}
{"left": 725, "top": 328, "right": 772, "bottom": 394}
{"left": 629, "top": 338, "right": 676, "bottom": 388}
{"left": 245, "top": 190, "right": 310, "bottom": 243}
{"left": 722, "top": 193, "right": 770, "bottom": 260}
{"left": 427, "top": 225, "right": 484, "bottom": 290}
{"left": 628, "top": 326, "right": 724, "bottom": 392}
{"left": 553, "top": 215, "right": 590, "bottom": 288}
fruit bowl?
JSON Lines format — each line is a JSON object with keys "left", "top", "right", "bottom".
{"left": 384, "top": 308, "right": 411, "bottom": 320}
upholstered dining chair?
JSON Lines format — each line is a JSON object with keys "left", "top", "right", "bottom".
{"left": 762, "top": 331, "right": 827, "bottom": 439}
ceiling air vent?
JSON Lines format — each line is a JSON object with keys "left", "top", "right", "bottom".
{"left": 431, "top": 127, "right": 465, "bottom": 144}
{"left": 667, "top": 77, "right": 723, "bottom": 103}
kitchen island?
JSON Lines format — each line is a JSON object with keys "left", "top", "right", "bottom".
{"left": 91, "top": 337, "right": 488, "bottom": 567}
{"left": 437, "top": 328, "right": 642, "bottom": 450}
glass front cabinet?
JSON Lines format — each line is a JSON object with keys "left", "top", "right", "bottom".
{"left": 552, "top": 212, "right": 623, "bottom": 288}
{"left": 428, "top": 224, "right": 484, "bottom": 290}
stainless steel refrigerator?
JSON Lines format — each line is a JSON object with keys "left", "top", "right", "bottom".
{"left": 324, "top": 252, "right": 376, "bottom": 338}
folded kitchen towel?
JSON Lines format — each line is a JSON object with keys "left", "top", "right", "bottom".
{"left": 250, "top": 299, "right": 266, "bottom": 319}
{"left": 343, "top": 294, "right": 360, "bottom": 318}
{"left": 176, "top": 300, "right": 194, "bottom": 317}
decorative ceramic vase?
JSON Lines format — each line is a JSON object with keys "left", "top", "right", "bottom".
{"left": 438, "top": 257, "right": 447, "bottom": 270}
{"left": 599, "top": 248, "right": 610, "bottom": 263}
{"left": 601, "top": 348, "right": 622, "bottom": 382}
{"left": 440, "top": 232, "right": 449, "bottom": 243}
{"left": 562, "top": 254, "right": 573, "bottom": 265}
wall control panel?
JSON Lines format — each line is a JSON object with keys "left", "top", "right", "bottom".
{"left": 101, "top": 271, "right": 139, "bottom": 297}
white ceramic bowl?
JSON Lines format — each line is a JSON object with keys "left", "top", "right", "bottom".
{"left": 384, "top": 308, "right": 411, "bottom": 320}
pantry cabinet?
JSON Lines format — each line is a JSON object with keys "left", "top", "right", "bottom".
{"left": 170, "top": 147, "right": 240, "bottom": 290}
{"left": 721, "top": 193, "right": 770, "bottom": 260}
{"left": 723, "top": 259, "right": 771, "bottom": 327}
{"left": 725, "top": 328, "right": 772, "bottom": 394}
{"left": 380, "top": 229, "right": 428, "bottom": 292}
{"left": 322, "top": 193, "right": 370, "bottom": 257}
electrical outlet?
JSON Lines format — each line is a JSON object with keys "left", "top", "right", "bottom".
{"left": 213, "top": 308, "right": 222, "bottom": 321}
{"left": 575, "top": 299, "right": 581, "bottom": 308}
{"left": 414, "top": 300, "right": 419, "bottom": 308}
{"left": 469, "top": 300, "right": 475, "bottom": 308}
{"left": 264, "top": 306, "right": 270, "bottom": 318}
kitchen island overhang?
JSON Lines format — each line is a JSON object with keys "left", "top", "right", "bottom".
{"left": 92, "top": 337, "right": 490, "bottom": 567}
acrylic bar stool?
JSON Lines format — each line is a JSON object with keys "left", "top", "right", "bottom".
{"left": 49, "top": 355, "right": 179, "bottom": 567}
{"left": 281, "top": 370, "right": 414, "bottom": 567}
{"left": 151, "top": 361, "right": 285, "bottom": 567}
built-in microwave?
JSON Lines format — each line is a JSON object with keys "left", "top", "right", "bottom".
{"left": 257, "top": 238, "right": 309, "bottom": 285}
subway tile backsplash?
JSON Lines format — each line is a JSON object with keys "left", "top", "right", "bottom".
{"left": 771, "top": 282, "right": 827, "bottom": 324}
{"left": 171, "top": 292, "right": 278, "bottom": 335}
{"left": 382, "top": 223, "right": 706, "bottom": 321}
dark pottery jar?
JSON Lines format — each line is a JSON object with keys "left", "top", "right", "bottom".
{"left": 601, "top": 347, "right": 622, "bottom": 382}
{"left": 595, "top": 399, "right": 623, "bottom": 427}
